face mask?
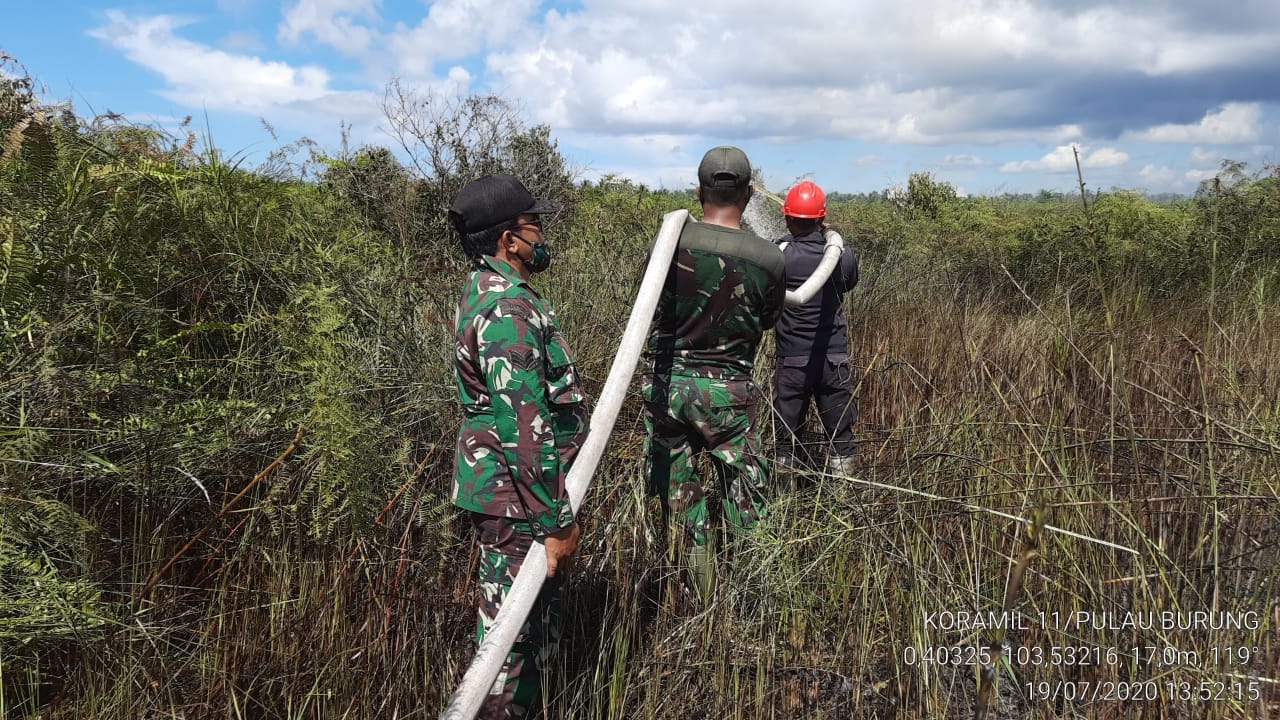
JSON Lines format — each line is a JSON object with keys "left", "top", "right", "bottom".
{"left": 512, "top": 232, "right": 552, "bottom": 273}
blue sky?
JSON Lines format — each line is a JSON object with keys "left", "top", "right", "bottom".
{"left": 5, "top": 0, "right": 1278, "bottom": 196}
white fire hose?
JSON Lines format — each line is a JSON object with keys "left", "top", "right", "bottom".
{"left": 441, "top": 209, "right": 845, "bottom": 719}
{"left": 439, "top": 208, "right": 690, "bottom": 720}
{"left": 782, "top": 227, "right": 844, "bottom": 307}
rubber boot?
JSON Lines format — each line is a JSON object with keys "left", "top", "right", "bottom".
{"left": 828, "top": 453, "right": 857, "bottom": 476}
{"left": 775, "top": 452, "right": 799, "bottom": 492}
{"left": 685, "top": 544, "right": 716, "bottom": 606}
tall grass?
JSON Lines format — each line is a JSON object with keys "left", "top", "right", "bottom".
{"left": 2, "top": 84, "right": 1277, "bottom": 718}
{"left": 533, "top": 267, "right": 1278, "bottom": 719}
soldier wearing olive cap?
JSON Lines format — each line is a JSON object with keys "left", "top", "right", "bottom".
{"left": 642, "top": 146, "right": 786, "bottom": 601}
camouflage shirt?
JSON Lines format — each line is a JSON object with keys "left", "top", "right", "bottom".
{"left": 451, "top": 255, "right": 590, "bottom": 536}
{"left": 644, "top": 219, "right": 787, "bottom": 380}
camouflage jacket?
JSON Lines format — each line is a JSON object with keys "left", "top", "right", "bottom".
{"left": 451, "top": 255, "right": 590, "bottom": 536}
{"left": 644, "top": 219, "right": 787, "bottom": 380}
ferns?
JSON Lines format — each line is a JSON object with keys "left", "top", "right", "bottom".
{"left": 0, "top": 217, "right": 37, "bottom": 332}
{"left": 277, "top": 282, "right": 381, "bottom": 539}
{"left": 0, "top": 496, "right": 106, "bottom": 649}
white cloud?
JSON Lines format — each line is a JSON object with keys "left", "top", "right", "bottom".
{"left": 1001, "top": 153, "right": 1057, "bottom": 173}
{"left": 89, "top": 11, "right": 378, "bottom": 131}
{"left": 579, "top": 163, "right": 693, "bottom": 189}
{"left": 489, "top": 41, "right": 749, "bottom": 135}
{"left": 941, "top": 154, "right": 988, "bottom": 167}
{"left": 1185, "top": 168, "right": 1220, "bottom": 182}
{"left": 278, "top": 0, "right": 379, "bottom": 55}
{"left": 1190, "top": 146, "right": 1223, "bottom": 164}
{"left": 558, "top": 130, "right": 699, "bottom": 184}
{"left": 276, "top": 0, "right": 540, "bottom": 78}
{"left": 494, "top": 30, "right": 1096, "bottom": 147}
{"left": 85, "top": 0, "right": 1280, "bottom": 193}
{"left": 387, "top": 0, "right": 540, "bottom": 78}
{"left": 92, "top": 12, "right": 330, "bottom": 110}
{"left": 1086, "top": 147, "right": 1129, "bottom": 168}
{"left": 1138, "top": 164, "right": 1179, "bottom": 186}
{"left": 1000, "top": 144, "right": 1129, "bottom": 173}
{"left": 474, "top": 1, "right": 1280, "bottom": 147}
{"left": 218, "top": 30, "right": 265, "bottom": 53}
{"left": 1129, "top": 103, "right": 1262, "bottom": 144}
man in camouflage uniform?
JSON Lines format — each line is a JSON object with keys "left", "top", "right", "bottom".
{"left": 449, "top": 174, "right": 590, "bottom": 720}
{"left": 643, "top": 146, "right": 786, "bottom": 599}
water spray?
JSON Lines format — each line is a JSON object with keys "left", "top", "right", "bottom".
{"left": 744, "top": 187, "right": 845, "bottom": 307}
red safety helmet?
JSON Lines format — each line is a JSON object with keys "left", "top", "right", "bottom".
{"left": 783, "top": 180, "right": 827, "bottom": 218}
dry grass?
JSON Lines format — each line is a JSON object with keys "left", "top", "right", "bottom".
{"left": 535, "top": 278, "right": 1280, "bottom": 719}
{"left": 7, "top": 182, "right": 1277, "bottom": 719}
{"left": 27, "top": 274, "right": 1275, "bottom": 720}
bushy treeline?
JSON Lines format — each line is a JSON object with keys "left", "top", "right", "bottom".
{"left": 833, "top": 169, "right": 1280, "bottom": 303}
{"left": 2, "top": 52, "right": 1279, "bottom": 717}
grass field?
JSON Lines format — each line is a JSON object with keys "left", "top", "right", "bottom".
{"left": 2, "top": 74, "right": 1278, "bottom": 717}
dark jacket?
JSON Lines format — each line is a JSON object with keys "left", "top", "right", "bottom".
{"left": 773, "top": 230, "right": 859, "bottom": 361}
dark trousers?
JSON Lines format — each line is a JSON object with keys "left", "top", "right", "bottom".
{"left": 773, "top": 357, "right": 858, "bottom": 462}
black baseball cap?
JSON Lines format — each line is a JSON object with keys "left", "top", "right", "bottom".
{"left": 697, "top": 146, "right": 751, "bottom": 188}
{"left": 449, "top": 174, "right": 561, "bottom": 234}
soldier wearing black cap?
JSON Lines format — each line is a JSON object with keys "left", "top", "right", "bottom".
{"left": 641, "top": 146, "right": 787, "bottom": 602}
{"left": 449, "top": 174, "right": 590, "bottom": 719}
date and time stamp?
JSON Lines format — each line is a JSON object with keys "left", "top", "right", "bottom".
{"left": 907, "top": 609, "right": 1273, "bottom": 705}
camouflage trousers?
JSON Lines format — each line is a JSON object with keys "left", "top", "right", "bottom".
{"left": 471, "top": 513, "right": 563, "bottom": 720}
{"left": 642, "top": 374, "right": 769, "bottom": 548}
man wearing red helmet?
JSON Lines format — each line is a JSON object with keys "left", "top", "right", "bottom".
{"left": 773, "top": 180, "right": 860, "bottom": 478}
